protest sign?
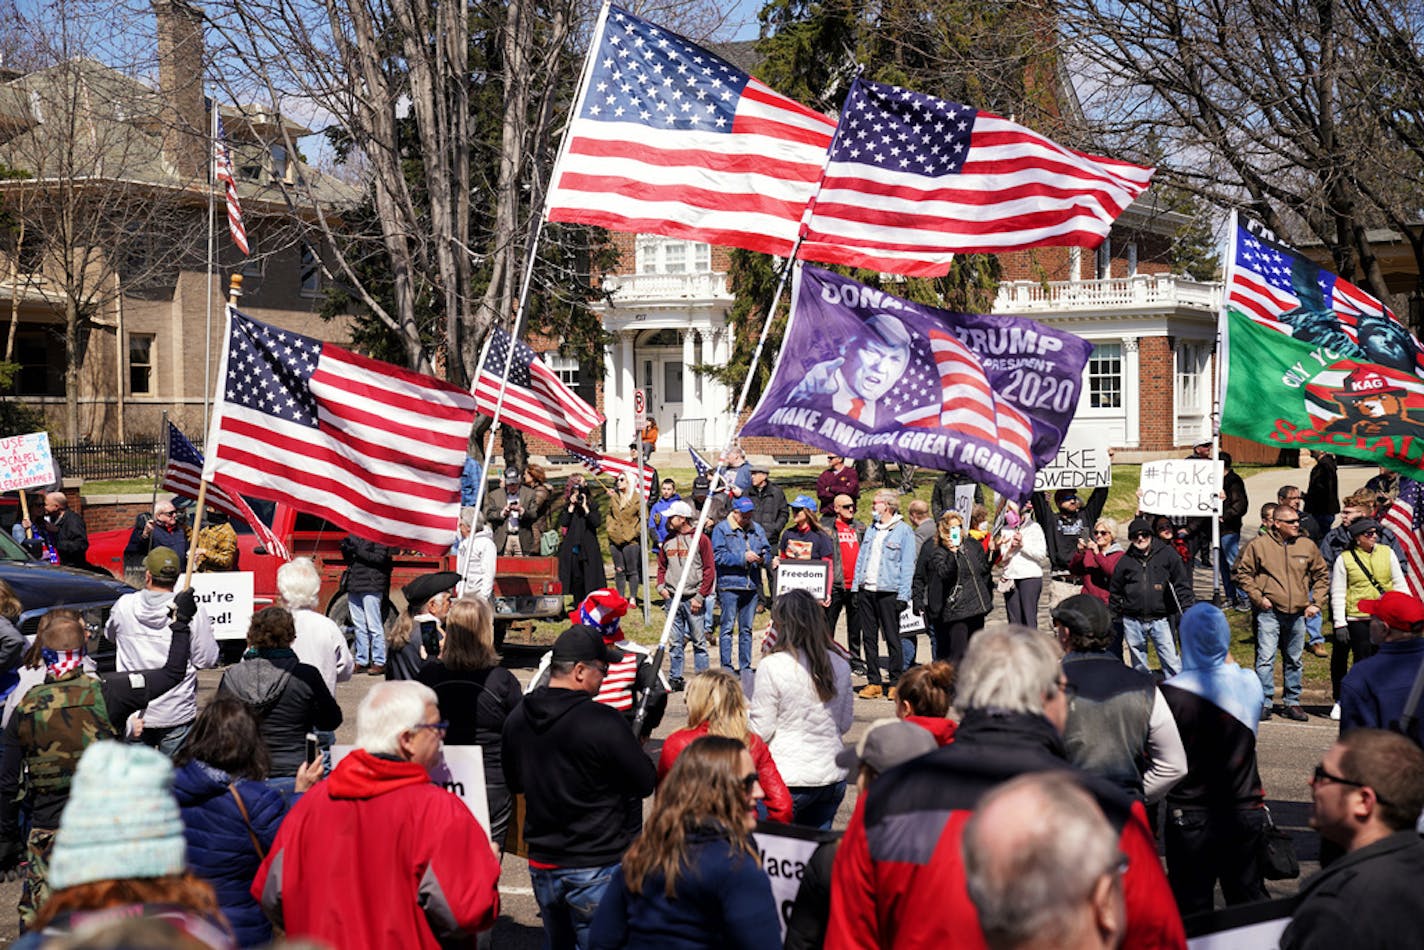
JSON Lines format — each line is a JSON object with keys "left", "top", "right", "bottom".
{"left": 1139, "top": 459, "right": 1223, "bottom": 517}
{"left": 953, "top": 483, "right": 976, "bottom": 525}
{"left": 1033, "top": 430, "right": 1112, "bottom": 492}
{"left": 900, "top": 603, "right": 925, "bottom": 634}
{"left": 776, "top": 560, "right": 831, "bottom": 601}
{"left": 753, "top": 821, "right": 840, "bottom": 941}
{"left": 333, "top": 744, "right": 491, "bottom": 836}
{"left": 0, "top": 431, "right": 54, "bottom": 493}
{"left": 1185, "top": 897, "right": 1295, "bottom": 949}
{"left": 184, "top": 572, "right": 254, "bottom": 642}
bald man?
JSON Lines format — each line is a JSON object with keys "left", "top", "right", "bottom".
{"left": 24, "top": 492, "right": 95, "bottom": 572}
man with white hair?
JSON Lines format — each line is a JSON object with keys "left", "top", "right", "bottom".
{"left": 455, "top": 507, "right": 497, "bottom": 600}
{"left": 963, "top": 772, "right": 1126, "bottom": 950}
{"left": 828, "top": 625, "right": 1185, "bottom": 949}
{"left": 254, "top": 680, "right": 500, "bottom": 949}
{"left": 853, "top": 489, "right": 917, "bottom": 698}
{"left": 23, "top": 491, "right": 94, "bottom": 571}
{"left": 279, "top": 557, "right": 354, "bottom": 696}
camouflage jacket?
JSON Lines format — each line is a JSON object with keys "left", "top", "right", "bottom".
{"left": 1, "top": 670, "right": 114, "bottom": 837}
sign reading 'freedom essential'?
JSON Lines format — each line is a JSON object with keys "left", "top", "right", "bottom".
{"left": 1139, "top": 459, "right": 1223, "bottom": 516}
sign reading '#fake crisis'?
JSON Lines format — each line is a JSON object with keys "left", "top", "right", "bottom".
{"left": 1139, "top": 459, "right": 1223, "bottom": 517}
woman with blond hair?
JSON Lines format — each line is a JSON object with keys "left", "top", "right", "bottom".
{"left": 657, "top": 669, "right": 792, "bottom": 823}
{"left": 588, "top": 736, "right": 780, "bottom": 950}
{"left": 417, "top": 595, "right": 522, "bottom": 846}
{"left": 607, "top": 473, "right": 644, "bottom": 603}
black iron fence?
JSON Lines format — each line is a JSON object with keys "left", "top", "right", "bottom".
{"left": 53, "top": 440, "right": 178, "bottom": 481}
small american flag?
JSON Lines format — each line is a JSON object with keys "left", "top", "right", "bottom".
{"left": 545, "top": 4, "right": 836, "bottom": 258}
{"left": 798, "top": 77, "right": 1154, "bottom": 276}
{"left": 203, "top": 308, "right": 476, "bottom": 554}
{"left": 163, "top": 421, "right": 289, "bottom": 561}
{"left": 214, "top": 117, "right": 249, "bottom": 256}
{"left": 568, "top": 446, "right": 656, "bottom": 497}
{"left": 1383, "top": 477, "right": 1424, "bottom": 602}
{"left": 900, "top": 329, "right": 1033, "bottom": 464}
{"left": 688, "top": 446, "right": 712, "bottom": 479}
{"left": 473, "top": 328, "right": 603, "bottom": 447}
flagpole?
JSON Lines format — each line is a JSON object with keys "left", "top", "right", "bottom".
{"left": 1209, "top": 209, "right": 1240, "bottom": 607}
{"left": 632, "top": 79, "right": 861, "bottom": 733}
{"left": 149, "top": 410, "right": 167, "bottom": 557}
{"left": 204, "top": 101, "right": 218, "bottom": 436}
{"left": 467, "top": 0, "right": 613, "bottom": 553}
{"left": 186, "top": 275, "right": 243, "bottom": 588}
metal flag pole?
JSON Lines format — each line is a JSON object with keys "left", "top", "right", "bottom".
{"left": 203, "top": 99, "right": 218, "bottom": 435}
{"left": 636, "top": 436, "right": 651, "bottom": 625}
{"left": 1210, "top": 210, "right": 1240, "bottom": 607}
{"left": 632, "top": 75, "right": 862, "bottom": 735}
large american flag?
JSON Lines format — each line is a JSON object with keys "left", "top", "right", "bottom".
{"left": 798, "top": 77, "right": 1155, "bottom": 276}
{"left": 472, "top": 327, "right": 604, "bottom": 447}
{"left": 214, "top": 117, "right": 249, "bottom": 256}
{"left": 1383, "top": 477, "right": 1424, "bottom": 602}
{"left": 202, "top": 308, "right": 476, "bottom": 554}
{"left": 545, "top": 4, "right": 836, "bottom": 258}
{"left": 901, "top": 329, "right": 1033, "bottom": 464}
{"left": 162, "top": 421, "right": 290, "bottom": 561}
{"left": 568, "top": 446, "right": 656, "bottom": 497}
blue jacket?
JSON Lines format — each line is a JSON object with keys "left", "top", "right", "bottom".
{"left": 1340, "top": 637, "right": 1424, "bottom": 745}
{"left": 172, "top": 759, "right": 289, "bottom": 948}
{"left": 461, "top": 457, "right": 484, "bottom": 507}
{"left": 712, "top": 516, "right": 771, "bottom": 591}
{"left": 649, "top": 494, "right": 683, "bottom": 544}
{"left": 853, "top": 516, "right": 916, "bottom": 602}
{"left": 587, "top": 831, "right": 781, "bottom": 950}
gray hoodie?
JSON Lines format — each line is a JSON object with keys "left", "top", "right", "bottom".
{"left": 105, "top": 588, "right": 216, "bottom": 728}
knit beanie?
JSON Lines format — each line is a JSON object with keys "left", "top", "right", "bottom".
{"left": 48, "top": 741, "right": 188, "bottom": 890}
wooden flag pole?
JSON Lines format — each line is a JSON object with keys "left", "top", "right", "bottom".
{"left": 17, "top": 491, "right": 30, "bottom": 540}
{"left": 185, "top": 275, "right": 243, "bottom": 589}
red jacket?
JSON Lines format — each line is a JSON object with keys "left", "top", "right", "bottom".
{"left": 253, "top": 749, "right": 499, "bottom": 949}
{"left": 658, "top": 723, "right": 794, "bottom": 823}
{"left": 904, "top": 715, "right": 956, "bottom": 746}
{"left": 827, "top": 711, "right": 1185, "bottom": 950}
{"left": 1069, "top": 545, "right": 1124, "bottom": 604}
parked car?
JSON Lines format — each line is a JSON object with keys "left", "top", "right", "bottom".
{"left": 0, "top": 530, "right": 135, "bottom": 659}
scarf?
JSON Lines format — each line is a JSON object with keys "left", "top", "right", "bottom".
{"left": 43, "top": 647, "right": 85, "bottom": 679}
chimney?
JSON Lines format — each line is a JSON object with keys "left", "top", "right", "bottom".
{"left": 153, "top": 0, "right": 206, "bottom": 182}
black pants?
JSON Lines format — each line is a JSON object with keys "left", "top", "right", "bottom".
{"left": 931, "top": 615, "right": 985, "bottom": 664}
{"left": 1331, "top": 618, "right": 1377, "bottom": 700}
{"left": 1164, "top": 806, "right": 1268, "bottom": 917}
{"left": 1003, "top": 576, "right": 1042, "bottom": 630}
{"left": 827, "top": 587, "right": 864, "bottom": 669}
{"left": 857, "top": 590, "right": 904, "bottom": 686}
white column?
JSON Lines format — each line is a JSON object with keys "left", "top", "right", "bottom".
{"left": 604, "top": 337, "right": 620, "bottom": 450}
{"left": 619, "top": 331, "right": 636, "bottom": 451}
{"left": 701, "top": 328, "right": 720, "bottom": 447}
{"left": 1122, "top": 338, "right": 1141, "bottom": 449}
{"left": 682, "top": 329, "right": 700, "bottom": 433}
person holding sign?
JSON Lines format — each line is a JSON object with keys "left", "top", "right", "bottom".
{"left": 588, "top": 735, "right": 780, "bottom": 950}
{"left": 912, "top": 511, "right": 994, "bottom": 664}
{"left": 777, "top": 496, "right": 835, "bottom": 605}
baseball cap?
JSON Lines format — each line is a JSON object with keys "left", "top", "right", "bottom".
{"left": 503, "top": 467, "right": 520, "bottom": 482}
{"left": 733, "top": 497, "right": 755, "bottom": 513}
{"left": 693, "top": 475, "right": 711, "bottom": 494}
{"left": 790, "top": 494, "right": 819, "bottom": 511}
{"left": 551, "top": 624, "right": 626, "bottom": 664}
{"left": 836, "top": 719, "right": 938, "bottom": 773}
{"left": 1358, "top": 591, "right": 1424, "bottom": 631}
{"left": 664, "top": 500, "right": 695, "bottom": 519}
{"left": 750, "top": 464, "right": 770, "bottom": 474}
{"left": 1050, "top": 593, "right": 1112, "bottom": 640}
{"left": 144, "top": 546, "right": 181, "bottom": 582}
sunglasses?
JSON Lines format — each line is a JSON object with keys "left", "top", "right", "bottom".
{"left": 1312, "top": 764, "right": 1391, "bottom": 804}
{"left": 1130, "top": 531, "right": 1152, "bottom": 540}
{"left": 1275, "top": 517, "right": 1300, "bottom": 525}
{"left": 1094, "top": 529, "right": 1112, "bottom": 536}
{"left": 741, "top": 772, "right": 760, "bottom": 794}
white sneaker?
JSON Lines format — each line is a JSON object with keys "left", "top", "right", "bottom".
{"left": 1330, "top": 702, "right": 1341, "bottom": 721}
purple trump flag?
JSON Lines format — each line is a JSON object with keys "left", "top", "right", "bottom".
{"left": 742, "top": 266, "right": 1091, "bottom": 500}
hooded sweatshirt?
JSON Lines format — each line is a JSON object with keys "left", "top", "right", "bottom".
{"left": 501, "top": 686, "right": 657, "bottom": 867}
{"left": 1159, "top": 604, "right": 1265, "bottom": 811}
{"left": 105, "top": 588, "right": 217, "bottom": 728}
{"left": 218, "top": 651, "right": 342, "bottom": 777}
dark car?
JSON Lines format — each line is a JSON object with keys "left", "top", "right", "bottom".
{"left": 0, "top": 530, "right": 135, "bottom": 644}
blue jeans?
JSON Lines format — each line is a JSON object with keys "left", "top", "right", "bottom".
{"left": 789, "top": 781, "right": 846, "bottom": 831}
{"left": 1123, "top": 616, "right": 1180, "bottom": 677}
{"left": 1256, "top": 609, "right": 1306, "bottom": 706}
{"left": 350, "top": 591, "right": 386, "bottom": 666}
{"left": 1306, "top": 605, "right": 1324, "bottom": 646}
{"left": 718, "top": 588, "right": 758, "bottom": 672}
{"left": 138, "top": 720, "right": 193, "bottom": 759}
{"left": 529, "top": 862, "right": 619, "bottom": 950}
{"left": 669, "top": 600, "right": 709, "bottom": 680}
{"left": 1220, "top": 533, "right": 1243, "bottom": 603}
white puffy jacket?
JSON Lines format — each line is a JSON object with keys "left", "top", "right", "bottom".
{"left": 749, "top": 649, "right": 853, "bottom": 787}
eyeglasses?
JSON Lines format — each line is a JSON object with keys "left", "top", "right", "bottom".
{"left": 411, "top": 720, "right": 449, "bottom": 735}
{"left": 1094, "top": 529, "right": 1112, "bottom": 536}
{"left": 1312, "top": 764, "right": 1391, "bottom": 805}
{"left": 741, "top": 772, "right": 761, "bottom": 794}
{"left": 1130, "top": 531, "right": 1151, "bottom": 540}
{"left": 1054, "top": 677, "right": 1077, "bottom": 700}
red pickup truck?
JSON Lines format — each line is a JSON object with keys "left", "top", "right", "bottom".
{"left": 88, "top": 499, "right": 564, "bottom": 645}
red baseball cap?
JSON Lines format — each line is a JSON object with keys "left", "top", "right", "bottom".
{"left": 1358, "top": 591, "right": 1424, "bottom": 631}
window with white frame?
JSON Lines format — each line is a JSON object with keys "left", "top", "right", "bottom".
{"left": 1176, "top": 342, "right": 1210, "bottom": 411}
{"left": 545, "top": 352, "right": 579, "bottom": 388}
{"left": 635, "top": 237, "right": 711, "bottom": 274}
{"left": 1087, "top": 343, "right": 1122, "bottom": 409}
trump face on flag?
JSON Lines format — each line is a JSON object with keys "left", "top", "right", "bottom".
{"left": 788, "top": 314, "right": 916, "bottom": 429}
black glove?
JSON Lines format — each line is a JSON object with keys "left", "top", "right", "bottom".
{"left": 172, "top": 587, "right": 198, "bottom": 625}
{"left": 896, "top": 599, "right": 909, "bottom": 613}
{"left": 0, "top": 838, "right": 23, "bottom": 882}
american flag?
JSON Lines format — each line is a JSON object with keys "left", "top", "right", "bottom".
{"left": 545, "top": 4, "right": 836, "bottom": 258}
{"left": 162, "top": 421, "right": 290, "bottom": 561}
{"left": 901, "top": 329, "right": 1033, "bottom": 463}
{"left": 568, "top": 446, "right": 656, "bottom": 497}
{"left": 202, "top": 308, "right": 476, "bottom": 554}
{"left": 1228, "top": 223, "right": 1424, "bottom": 375}
{"left": 214, "top": 117, "right": 249, "bottom": 256}
{"left": 688, "top": 446, "right": 712, "bottom": 478}
{"left": 473, "top": 328, "right": 604, "bottom": 447}
{"left": 798, "top": 77, "right": 1155, "bottom": 277}
{"left": 1383, "top": 477, "right": 1424, "bottom": 602}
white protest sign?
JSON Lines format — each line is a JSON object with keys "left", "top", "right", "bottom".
{"left": 1033, "top": 430, "right": 1112, "bottom": 493}
{"left": 775, "top": 560, "right": 831, "bottom": 600}
{"left": 899, "top": 603, "right": 925, "bottom": 634}
{"left": 0, "top": 431, "right": 54, "bottom": 493}
{"left": 754, "top": 823, "right": 838, "bottom": 941}
{"left": 332, "top": 745, "right": 491, "bottom": 837}
{"left": 953, "top": 483, "right": 976, "bottom": 525}
{"left": 184, "top": 572, "right": 254, "bottom": 642}
{"left": 1138, "top": 459, "right": 1223, "bottom": 517}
